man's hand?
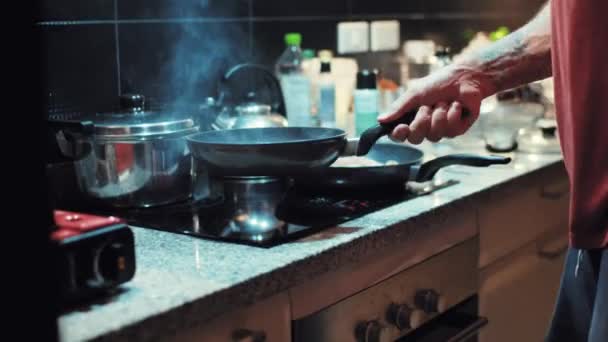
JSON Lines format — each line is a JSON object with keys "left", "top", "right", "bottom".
{"left": 378, "top": 66, "right": 495, "bottom": 144}
{"left": 379, "top": 2, "right": 552, "bottom": 145}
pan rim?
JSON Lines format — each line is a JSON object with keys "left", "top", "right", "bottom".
{"left": 186, "top": 127, "right": 347, "bottom": 147}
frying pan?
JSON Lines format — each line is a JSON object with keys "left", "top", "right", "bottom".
{"left": 292, "top": 143, "right": 508, "bottom": 189}
{"left": 186, "top": 109, "right": 511, "bottom": 178}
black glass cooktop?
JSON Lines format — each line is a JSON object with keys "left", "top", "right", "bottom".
{"left": 64, "top": 179, "right": 458, "bottom": 248}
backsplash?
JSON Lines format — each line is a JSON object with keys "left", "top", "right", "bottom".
{"left": 39, "top": 0, "right": 544, "bottom": 116}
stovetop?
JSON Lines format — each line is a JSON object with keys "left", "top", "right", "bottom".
{"left": 62, "top": 179, "right": 458, "bottom": 248}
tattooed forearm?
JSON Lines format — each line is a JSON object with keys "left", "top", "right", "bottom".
{"left": 478, "top": 30, "right": 526, "bottom": 63}
{"left": 458, "top": 3, "right": 552, "bottom": 96}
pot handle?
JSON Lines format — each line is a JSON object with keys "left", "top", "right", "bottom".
{"left": 47, "top": 119, "right": 95, "bottom": 163}
{"left": 414, "top": 154, "right": 511, "bottom": 182}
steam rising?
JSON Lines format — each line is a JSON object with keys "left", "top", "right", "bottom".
{"left": 156, "top": 1, "right": 247, "bottom": 111}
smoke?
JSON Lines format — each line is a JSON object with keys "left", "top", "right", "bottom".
{"left": 160, "top": 0, "right": 247, "bottom": 111}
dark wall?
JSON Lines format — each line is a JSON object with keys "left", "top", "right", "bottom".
{"left": 39, "top": 0, "right": 545, "bottom": 116}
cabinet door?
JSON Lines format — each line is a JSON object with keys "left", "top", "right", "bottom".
{"left": 171, "top": 292, "right": 291, "bottom": 342}
{"left": 479, "top": 227, "right": 567, "bottom": 342}
{"left": 478, "top": 167, "right": 569, "bottom": 268}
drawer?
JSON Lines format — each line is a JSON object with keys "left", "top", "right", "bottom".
{"left": 478, "top": 171, "right": 569, "bottom": 268}
{"left": 479, "top": 227, "right": 567, "bottom": 342}
{"left": 170, "top": 292, "right": 291, "bottom": 342}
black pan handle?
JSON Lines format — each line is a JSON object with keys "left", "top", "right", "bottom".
{"left": 414, "top": 154, "right": 511, "bottom": 182}
{"left": 356, "top": 107, "right": 471, "bottom": 156}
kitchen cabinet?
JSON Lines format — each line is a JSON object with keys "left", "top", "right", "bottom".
{"left": 170, "top": 292, "right": 291, "bottom": 342}
{"left": 477, "top": 166, "right": 570, "bottom": 268}
{"left": 479, "top": 227, "right": 567, "bottom": 342}
{"left": 478, "top": 165, "right": 570, "bottom": 342}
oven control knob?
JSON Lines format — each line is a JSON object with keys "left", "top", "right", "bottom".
{"left": 415, "top": 289, "right": 446, "bottom": 314}
{"left": 387, "top": 303, "right": 425, "bottom": 330}
{"left": 355, "top": 320, "right": 386, "bottom": 342}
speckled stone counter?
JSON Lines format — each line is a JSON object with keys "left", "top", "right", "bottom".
{"left": 58, "top": 141, "right": 565, "bottom": 342}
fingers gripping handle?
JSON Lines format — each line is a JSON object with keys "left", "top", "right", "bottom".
{"left": 357, "top": 107, "right": 471, "bottom": 156}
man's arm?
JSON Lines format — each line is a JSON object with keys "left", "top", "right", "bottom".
{"left": 378, "top": 3, "right": 552, "bottom": 144}
{"left": 461, "top": 3, "right": 552, "bottom": 97}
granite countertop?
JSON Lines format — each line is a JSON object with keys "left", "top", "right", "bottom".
{"left": 58, "top": 141, "right": 565, "bottom": 342}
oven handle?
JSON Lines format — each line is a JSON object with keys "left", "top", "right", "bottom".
{"left": 446, "top": 316, "right": 489, "bottom": 342}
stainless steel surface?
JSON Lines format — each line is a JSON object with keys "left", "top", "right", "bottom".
{"left": 90, "top": 117, "right": 197, "bottom": 141}
{"left": 294, "top": 237, "right": 479, "bottom": 342}
{"left": 56, "top": 94, "right": 201, "bottom": 207}
{"left": 79, "top": 94, "right": 198, "bottom": 141}
{"left": 213, "top": 103, "right": 288, "bottom": 130}
{"left": 74, "top": 136, "right": 195, "bottom": 207}
{"left": 209, "top": 176, "right": 291, "bottom": 241}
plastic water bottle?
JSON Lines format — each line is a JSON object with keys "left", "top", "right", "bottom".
{"left": 275, "top": 33, "right": 313, "bottom": 127}
{"left": 316, "top": 50, "right": 336, "bottom": 128}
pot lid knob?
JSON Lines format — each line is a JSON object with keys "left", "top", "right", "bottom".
{"left": 119, "top": 94, "right": 145, "bottom": 113}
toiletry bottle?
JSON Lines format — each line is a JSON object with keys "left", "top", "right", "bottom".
{"left": 354, "top": 69, "right": 379, "bottom": 136}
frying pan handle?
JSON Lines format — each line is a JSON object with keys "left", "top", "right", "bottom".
{"left": 377, "top": 108, "right": 472, "bottom": 137}
{"left": 413, "top": 154, "right": 511, "bottom": 182}
{"left": 357, "top": 110, "right": 418, "bottom": 155}
{"left": 357, "top": 107, "right": 471, "bottom": 156}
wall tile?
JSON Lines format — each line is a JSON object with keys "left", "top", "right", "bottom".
{"left": 350, "top": 0, "right": 427, "bottom": 15}
{"left": 38, "top": 0, "right": 115, "bottom": 22}
{"left": 252, "top": 0, "right": 349, "bottom": 17}
{"left": 118, "top": 21, "right": 250, "bottom": 109}
{"left": 252, "top": 20, "right": 338, "bottom": 67}
{"left": 42, "top": 24, "right": 119, "bottom": 115}
{"left": 118, "top": 0, "right": 249, "bottom": 19}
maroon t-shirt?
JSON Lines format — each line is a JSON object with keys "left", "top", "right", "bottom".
{"left": 551, "top": 0, "right": 608, "bottom": 248}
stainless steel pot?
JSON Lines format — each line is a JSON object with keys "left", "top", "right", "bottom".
{"left": 51, "top": 94, "right": 199, "bottom": 208}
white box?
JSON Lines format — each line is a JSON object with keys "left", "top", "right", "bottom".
{"left": 371, "top": 20, "right": 400, "bottom": 52}
{"left": 337, "top": 21, "right": 369, "bottom": 54}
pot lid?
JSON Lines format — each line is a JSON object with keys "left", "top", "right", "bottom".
{"left": 79, "top": 94, "right": 198, "bottom": 140}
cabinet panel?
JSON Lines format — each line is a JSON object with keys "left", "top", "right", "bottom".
{"left": 479, "top": 171, "right": 569, "bottom": 268}
{"left": 479, "top": 228, "right": 567, "bottom": 342}
{"left": 171, "top": 292, "right": 291, "bottom": 342}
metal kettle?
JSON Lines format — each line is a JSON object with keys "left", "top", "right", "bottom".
{"left": 211, "top": 63, "right": 287, "bottom": 130}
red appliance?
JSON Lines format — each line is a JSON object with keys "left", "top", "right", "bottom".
{"left": 52, "top": 210, "right": 136, "bottom": 304}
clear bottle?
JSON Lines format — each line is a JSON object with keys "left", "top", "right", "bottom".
{"left": 316, "top": 50, "right": 336, "bottom": 128}
{"left": 402, "top": 40, "right": 436, "bottom": 88}
{"left": 354, "top": 69, "right": 379, "bottom": 136}
{"left": 430, "top": 46, "right": 452, "bottom": 73}
{"left": 275, "top": 33, "right": 313, "bottom": 127}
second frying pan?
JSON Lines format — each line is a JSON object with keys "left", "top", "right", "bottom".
{"left": 293, "top": 143, "right": 510, "bottom": 189}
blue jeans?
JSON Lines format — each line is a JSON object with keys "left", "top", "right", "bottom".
{"left": 545, "top": 247, "right": 608, "bottom": 341}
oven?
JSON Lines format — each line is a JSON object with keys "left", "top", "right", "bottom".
{"left": 396, "top": 295, "right": 486, "bottom": 342}
{"left": 293, "top": 237, "right": 486, "bottom": 342}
